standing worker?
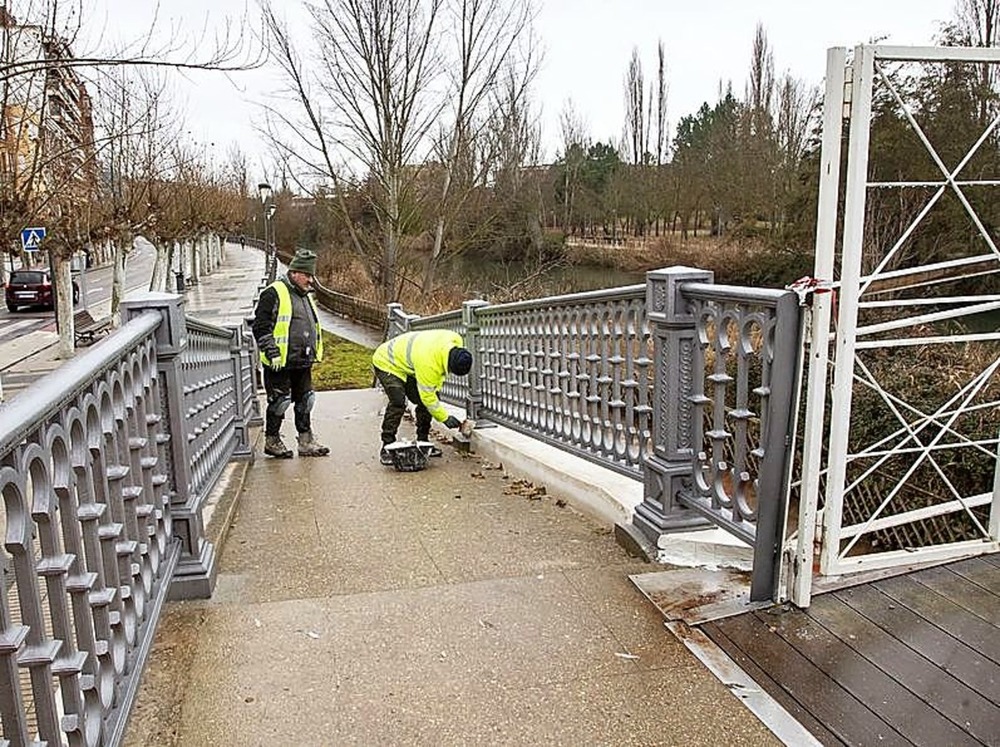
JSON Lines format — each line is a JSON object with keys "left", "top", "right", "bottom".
{"left": 252, "top": 248, "right": 331, "bottom": 458}
{"left": 372, "top": 329, "right": 472, "bottom": 465}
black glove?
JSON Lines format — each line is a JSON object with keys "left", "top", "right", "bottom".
{"left": 443, "top": 416, "right": 461, "bottom": 429}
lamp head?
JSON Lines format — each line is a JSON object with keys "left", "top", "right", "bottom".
{"left": 257, "top": 182, "right": 272, "bottom": 204}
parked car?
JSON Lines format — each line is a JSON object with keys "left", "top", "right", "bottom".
{"left": 4, "top": 269, "right": 80, "bottom": 312}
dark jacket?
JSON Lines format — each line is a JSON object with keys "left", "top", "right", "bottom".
{"left": 252, "top": 277, "right": 319, "bottom": 368}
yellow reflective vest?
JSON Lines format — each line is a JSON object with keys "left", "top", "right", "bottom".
{"left": 259, "top": 280, "right": 324, "bottom": 367}
{"left": 372, "top": 329, "right": 463, "bottom": 422}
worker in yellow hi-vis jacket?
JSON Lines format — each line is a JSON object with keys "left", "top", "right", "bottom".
{"left": 371, "top": 329, "right": 472, "bottom": 465}
{"left": 251, "top": 249, "right": 330, "bottom": 459}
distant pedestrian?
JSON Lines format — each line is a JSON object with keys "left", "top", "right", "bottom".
{"left": 372, "top": 329, "right": 472, "bottom": 465}
{"left": 239, "top": 236, "right": 246, "bottom": 250}
{"left": 251, "top": 248, "right": 331, "bottom": 458}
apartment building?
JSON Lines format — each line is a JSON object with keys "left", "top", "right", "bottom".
{"left": 0, "top": 8, "right": 97, "bottom": 207}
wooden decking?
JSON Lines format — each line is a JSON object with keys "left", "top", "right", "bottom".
{"left": 702, "top": 555, "right": 1000, "bottom": 746}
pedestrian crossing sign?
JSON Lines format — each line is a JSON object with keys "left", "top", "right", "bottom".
{"left": 20, "top": 226, "right": 46, "bottom": 252}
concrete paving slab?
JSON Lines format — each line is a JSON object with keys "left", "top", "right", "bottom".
{"left": 139, "top": 581, "right": 778, "bottom": 747}
{"left": 561, "top": 566, "right": 689, "bottom": 672}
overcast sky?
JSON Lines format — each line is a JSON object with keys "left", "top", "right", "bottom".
{"left": 88, "top": 0, "right": 955, "bottom": 172}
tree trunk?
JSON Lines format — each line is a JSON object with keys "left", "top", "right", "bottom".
{"left": 53, "top": 251, "right": 75, "bottom": 359}
{"left": 150, "top": 240, "right": 171, "bottom": 292}
{"left": 111, "top": 235, "right": 130, "bottom": 326}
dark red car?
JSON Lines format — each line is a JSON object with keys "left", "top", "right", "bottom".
{"left": 5, "top": 269, "right": 80, "bottom": 312}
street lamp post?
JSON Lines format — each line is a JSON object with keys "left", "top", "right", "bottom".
{"left": 266, "top": 203, "right": 278, "bottom": 282}
{"left": 257, "top": 182, "right": 273, "bottom": 282}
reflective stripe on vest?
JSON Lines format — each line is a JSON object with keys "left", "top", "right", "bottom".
{"left": 385, "top": 332, "right": 418, "bottom": 372}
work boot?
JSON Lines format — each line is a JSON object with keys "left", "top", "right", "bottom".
{"left": 264, "top": 434, "right": 293, "bottom": 458}
{"left": 297, "top": 431, "right": 330, "bottom": 457}
{"left": 379, "top": 447, "right": 394, "bottom": 466}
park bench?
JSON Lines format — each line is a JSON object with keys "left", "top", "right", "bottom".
{"left": 74, "top": 308, "right": 111, "bottom": 346}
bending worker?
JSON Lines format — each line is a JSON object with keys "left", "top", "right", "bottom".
{"left": 251, "top": 248, "right": 331, "bottom": 458}
{"left": 372, "top": 329, "right": 473, "bottom": 465}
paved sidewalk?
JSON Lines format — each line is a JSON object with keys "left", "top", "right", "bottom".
{"left": 124, "top": 388, "right": 779, "bottom": 747}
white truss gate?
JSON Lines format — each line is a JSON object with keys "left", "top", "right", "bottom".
{"left": 794, "top": 45, "right": 1000, "bottom": 605}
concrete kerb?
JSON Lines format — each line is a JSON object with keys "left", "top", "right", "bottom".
{"left": 438, "top": 402, "right": 754, "bottom": 572}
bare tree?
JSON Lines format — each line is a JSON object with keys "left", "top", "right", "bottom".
{"left": 950, "top": 0, "right": 1000, "bottom": 123}
{"left": 623, "top": 46, "right": 645, "bottom": 166}
{"left": 94, "top": 66, "right": 176, "bottom": 318}
{"left": 420, "top": 0, "right": 537, "bottom": 294}
{"left": 1, "top": 0, "right": 264, "bottom": 356}
{"left": 740, "top": 22, "right": 777, "bottom": 228}
{"left": 746, "top": 23, "right": 774, "bottom": 136}
{"left": 773, "top": 71, "right": 818, "bottom": 230}
{"left": 1, "top": 0, "right": 263, "bottom": 83}
{"left": 261, "top": 0, "right": 444, "bottom": 304}
{"left": 654, "top": 39, "right": 667, "bottom": 167}
{"left": 557, "top": 99, "right": 589, "bottom": 233}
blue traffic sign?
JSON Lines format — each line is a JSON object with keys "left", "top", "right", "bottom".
{"left": 20, "top": 226, "right": 46, "bottom": 252}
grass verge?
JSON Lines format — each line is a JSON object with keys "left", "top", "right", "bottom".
{"left": 312, "top": 331, "right": 375, "bottom": 391}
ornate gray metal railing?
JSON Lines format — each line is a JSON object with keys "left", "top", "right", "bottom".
{"left": 0, "top": 293, "right": 258, "bottom": 746}
{"left": 181, "top": 321, "right": 250, "bottom": 501}
{"left": 644, "top": 277, "right": 802, "bottom": 601}
{"left": 0, "top": 312, "right": 174, "bottom": 747}
{"left": 390, "top": 267, "right": 803, "bottom": 601}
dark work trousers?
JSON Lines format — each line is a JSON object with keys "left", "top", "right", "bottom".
{"left": 263, "top": 366, "right": 314, "bottom": 436}
{"left": 373, "top": 367, "right": 432, "bottom": 445}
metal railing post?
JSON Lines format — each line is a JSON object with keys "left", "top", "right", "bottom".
{"left": 462, "top": 299, "right": 489, "bottom": 421}
{"left": 230, "top": 324, "right": 255, "bottom": 461}
{"left": 633, "top": 267, "right": 714, "bottom": 547}
{"left": 121, "top": 292, "right": 217, "bottom": 599}
{"left": 244, "top": 316, "right": 264, "bottom": 427}
{"left": 386, "top": 302, "right": 412, "bottom": 339}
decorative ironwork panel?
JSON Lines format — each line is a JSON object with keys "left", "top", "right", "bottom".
{"left": 181, "top": 320, "right": 239, "bottom": 504}
{"left": 473, "top": 286, "right": 651, "bottom": 477}
{"left": 0, "top": 312, "right": 180, "bottom": 747}
{"left": 678, "top": 284, "right": 800, "bottom": 556}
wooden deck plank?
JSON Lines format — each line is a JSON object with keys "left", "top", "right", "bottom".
{"left": 702, "top": 620, "right": 844, "bottom": 747}
{"left": 981, "top": 552, "right": 1000, "bottom": 569}
{"left": 834, "top": 585, "right": 1000, "bottom": 706}
{"left": 910, "top": 564, "right": 1000, "bottom": 627}
{"left": 946, "top": 556, "right": 1000, "bottom": 595}
{"left": 874, "top": 575, "right": 1000, "bottom": 665}
{"left": 755, "top": 607, "right": 982, "bottom": 747}
{"left": 809, "top": 594, "right": 1000, "bottom": 745}
{"left": 713, "top": 611, "right": 909, "bottom": 746}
